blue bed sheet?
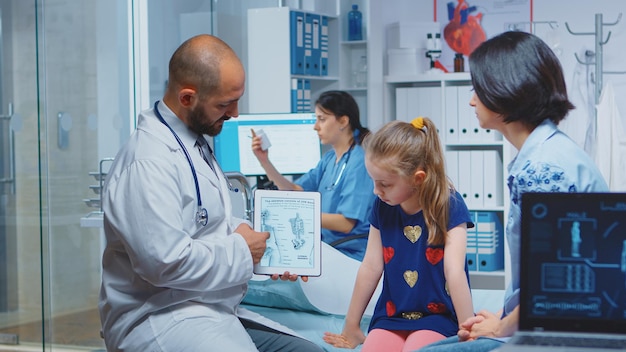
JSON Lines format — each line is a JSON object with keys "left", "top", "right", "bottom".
{"left": 242, "top": 303, "right": 370, "bottom": 352}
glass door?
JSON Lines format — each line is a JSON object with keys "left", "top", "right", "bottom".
{"left": 0, "top": 0, "right": 134, "bottom": 350}
{"left": 0, "top": 1, "right": 17, "bottom": 318}
{"left": 0, "top": 0, "right": 43, "bottom": 349}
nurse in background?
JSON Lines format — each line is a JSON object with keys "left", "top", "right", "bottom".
{"left": 252, "top": 90, "right": 374, "bottom": 261}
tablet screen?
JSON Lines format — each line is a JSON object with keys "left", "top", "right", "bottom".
{"left": 253, "top": 189, "right": 322, "bottom": 276}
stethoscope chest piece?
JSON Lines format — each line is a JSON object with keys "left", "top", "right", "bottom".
{"left": 196, "top": 207, "right": 208, "bottom": 226}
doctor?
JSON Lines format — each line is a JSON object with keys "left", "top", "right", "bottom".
{"left": 99, "top": 34, "right": 322, "bottom": 352}
{"left": 251, "top": 90, "right": 375, "bottom": 261}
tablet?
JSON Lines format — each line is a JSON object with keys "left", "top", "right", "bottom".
{"left": 253, "top": 189, "right": 322, "bottom": 277}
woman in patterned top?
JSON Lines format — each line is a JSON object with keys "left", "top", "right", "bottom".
{"left": 419, "top": 31, "right": 608, "bottom": 352}
{"left": 323, "top": 117, "right": 475, "bottom": 351}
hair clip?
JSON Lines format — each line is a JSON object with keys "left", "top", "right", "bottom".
{"left": 411, "top": 117, "right": 425, "bottom": 130}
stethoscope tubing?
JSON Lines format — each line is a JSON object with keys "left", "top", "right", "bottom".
{"left": 153, "top": 101, "right": 208, "bottom": 226}
{"left": 326, "top": 142, "right": 354, "bottom": 191}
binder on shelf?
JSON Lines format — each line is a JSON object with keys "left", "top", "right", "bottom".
{"left": 466, "top": 211, "right": 478, "bottom": 271}
{"left": 290, "top": 11, "right": 305, "bottom": 75}
{"left": 395, "top": 88, "right": 409, "bottom": 122}
{"left": 470, "top": 150, "right": 484, "bottom": 207}
{"left": 453, "top": 85, "right": 472, "bottom": 142}
{"left": 481, "top": 128, "right": 503, "bottom": 142}
{"left": 303, "top": 79, "right": 312, "bottom": 112}
{"left": 467, "top": 245, "right": 477, "bottom": 271}
{"left": 405, "top": 87, "right": 422, "bottom": 122}
{"left": 307, "top": 13, "right": 321, "bottom": 76}
{"left": 475, "top": 211, "right": 504, "bottom": 272}
{"left": 320, "top": 15, "right": 329, "bottom": 76}
{"left": 459, "top": 86, "right": 480, "bottom": 141}
{"left": 457, "top": 150, "right": 471, "bottom": 206}
{"left": 291, "top": 78, "right": 299, "bottom": 112}
{"left": 483, "top": 149, "right": 503, "bottom": 207}
{"left": 303, "top": 13, "right": 314, "bottom": 76}
{"left": 445, "top": 150, "right": 459, "bottom": 188}
{"left": 296, "top": 79, "right": 305, "bottom": 112}
{"left": 445, "top": 86, "right": 459, "bottom": 143}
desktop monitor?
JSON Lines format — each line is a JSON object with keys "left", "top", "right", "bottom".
{"left": 214, "top": 112, "right": 321, "bottom": 176}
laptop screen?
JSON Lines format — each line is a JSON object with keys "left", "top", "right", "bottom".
{"left": 520, "top": 192, "right": 626, "bottom": 334}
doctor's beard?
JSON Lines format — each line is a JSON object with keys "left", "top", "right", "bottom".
{"left": 188, "top": 105, "right": 231, "bottom": 137}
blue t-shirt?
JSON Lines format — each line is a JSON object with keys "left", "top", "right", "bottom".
{"left": 296, "top": 144, "right": 375, "bottom": 261}
{"left": 502, "top": 120, "right": 608, "bottom": 317}
{"left": 368, "top": 191, "right": 473, "bottom": 336}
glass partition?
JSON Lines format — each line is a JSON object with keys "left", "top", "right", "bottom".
{"left": 0, "top": 0, "right": 133, "bottom": 350}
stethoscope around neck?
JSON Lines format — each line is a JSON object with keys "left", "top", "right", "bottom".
{"left": 325, "top": 142, "right": 354, "bottom": 191}
{"left": 153, "top": 100, "right": 234, "bottom": 227}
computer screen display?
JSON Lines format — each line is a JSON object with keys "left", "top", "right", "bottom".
{"left": 214, "top": 112, "right": 321, "bottom": 176}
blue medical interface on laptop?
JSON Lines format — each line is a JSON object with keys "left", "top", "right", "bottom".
{"left": 520, "top": 193, "right": 626, "bottom": 330}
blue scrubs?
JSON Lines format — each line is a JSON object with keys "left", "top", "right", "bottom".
{"left": 296, "top": 144, "right": 375, "bottom": 261}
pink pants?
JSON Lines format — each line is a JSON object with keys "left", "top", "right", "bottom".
{"left": 361, "top": 328, "right": 446, "bottom": 352}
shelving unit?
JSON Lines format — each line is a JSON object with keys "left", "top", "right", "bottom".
{"left": 247, "top": 7, "right": 339, "bottom": 114}
{"left": 247, "top": 1, "right": 370, "bottom": 128}
{"left": 385, "top": 72, "right": 512, "bottom": 290}
{"left": 338, "top": 0, "right": 369, "bottom": 125}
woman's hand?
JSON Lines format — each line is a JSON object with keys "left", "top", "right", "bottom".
{"left": 250, "top": 128, "right": 269, "bottom": 163}
{"left": 458, "top": 310, "right": 500, "bottom": 341}
{"left": 322, "top": 328, "right": 365, "bottom": 349}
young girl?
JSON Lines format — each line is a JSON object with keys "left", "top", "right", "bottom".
{"left": 252, "top": 90, "right": 375, "bottom": 261}
{"left": 323, "top": 117, "right": 475, "bottom": 351}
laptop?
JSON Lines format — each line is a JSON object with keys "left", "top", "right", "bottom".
{"left": 496, "top": 192, "right": 626, "bottom": 352}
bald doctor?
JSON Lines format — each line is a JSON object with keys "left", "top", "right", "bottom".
{"left": 99, "top": 34, "right": 322, "bottom": 352}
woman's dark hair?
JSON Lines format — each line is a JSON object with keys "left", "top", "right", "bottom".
{"left": 468, "top": 31, "right": 574, "bottom": 127}
{"left": 315, "top": 90, "right": 370, "bottom": 144}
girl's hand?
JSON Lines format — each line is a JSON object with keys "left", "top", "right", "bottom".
{"left": 458, "top": 314, "right": 485, "bottom": 341}
{"left": 322, "top": 329, "right": 365, "bottom": 349}
{"left": 460, "top": 310, "right": 500, "bottom": 341}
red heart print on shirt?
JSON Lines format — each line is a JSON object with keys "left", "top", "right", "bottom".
{"left": 383, "top": 247, "right": 395, "bottom": 264}
{"left": 386, "top": 301, "right": 396, "bottom": 317}
{"left": 427, "top": 302, "right": 447, "bottom": 314}
{"left": 425, "top": 247, "right": 444, "bottom": 265}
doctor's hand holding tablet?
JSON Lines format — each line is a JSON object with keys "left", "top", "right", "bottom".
{"left": 235, "top": 197, "right": 307, "bottom": 282}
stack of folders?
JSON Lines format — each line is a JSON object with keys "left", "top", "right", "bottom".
{"left": 291, "top": 78, "right": 311, "bottom": 113}
{"left": 445, "top": 85, "right": 503, "bottom": 144}
{"left": 290, "top": 10, "right": 329, "bottom": 77}
{"left": 466, "top": 211, "right": 504, "bottom": 272}
{"left": 446, "top": 148, "right": 504, "bottom": 209}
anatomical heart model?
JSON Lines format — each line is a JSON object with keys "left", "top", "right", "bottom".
{"left": 444, "top": 0, "right": 486, "bottom": 56}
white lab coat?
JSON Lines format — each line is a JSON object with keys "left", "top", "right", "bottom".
{"left": 595, "top": 82, "right": 626, "bottom": 191}
{"left": 99, "top": 101, "right": 301, "bottom": 351}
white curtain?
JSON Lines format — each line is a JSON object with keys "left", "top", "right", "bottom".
{"left": 594, "top": 82, "right": 626, "bottom": 191}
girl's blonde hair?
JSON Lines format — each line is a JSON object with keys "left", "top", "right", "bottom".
{"left": 363, "top": 117, "right": 453, "bottom": 245}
